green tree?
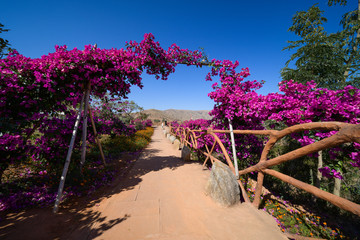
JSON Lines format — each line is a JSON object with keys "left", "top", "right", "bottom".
{"left": 281, "top": 0, "right": 360, "bottom": 198}
{"left": 281, "top": 0, "right": 360, "bottom": 89}
{"left": 0, "top": 23, "right": 11, "bottom": 59}
{"left": 119, "top": 100, "right": 146, "bottom": 124}
{"left": 92, "top": 94, "right": 146, "bottom": 124}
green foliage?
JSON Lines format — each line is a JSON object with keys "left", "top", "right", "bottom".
{"left": 139, "top": 112, "right": 149, "bottom": 121}
{"left": 91, "top": 94, "right": 149, "bottom": 128}
{"left": 328, "top": 0, "right": 347, "bottom": 6}
{"left": 134, "top": 121, "right": 145, "bottom": 130}
{"left": 282, "top": 1, "right": 360, "bottom": 89}
{"left": 96, "top": 127, "right": 154, "bottom": 155}
{"left": 109, "top": 99, "right": 147, "bottom": 124}
{"left": 0, "top": 22, "right": 11, "bottom": 59}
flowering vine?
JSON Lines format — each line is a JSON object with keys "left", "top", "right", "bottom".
{"left": 0, "top": 33, "right": 203, "bottom": 180}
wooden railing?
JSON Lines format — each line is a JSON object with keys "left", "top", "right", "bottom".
{"left": 169, "top": 122, "right": 360, "bottom": 217}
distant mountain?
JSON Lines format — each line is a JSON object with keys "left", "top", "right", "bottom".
{"left": 143, "top": 109, "right": 212, "bottom": 122}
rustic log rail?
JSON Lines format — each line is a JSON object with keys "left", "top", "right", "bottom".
{"left": 169, "top": 122, "right": 360, "bottom": 217}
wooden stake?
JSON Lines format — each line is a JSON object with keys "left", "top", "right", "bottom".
{"left": 53, "top": 94, "right": 85, "bottom": 213}
{"left": 89, "top": 107, "right": 106, "bottom": 166}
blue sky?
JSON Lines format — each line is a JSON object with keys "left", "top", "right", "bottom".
{"left": 1, "top": 0, "right": 355, "bottom": 110}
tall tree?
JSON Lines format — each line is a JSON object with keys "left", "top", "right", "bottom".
{"left": 0, "top": 23, "right": 11, "bottom": 59}
{"left": 281, "top": 1, "right": 360, "bottom": 89}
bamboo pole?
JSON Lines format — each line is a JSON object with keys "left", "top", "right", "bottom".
{"left": 228, "top": 119, "right": 239, "bottom": 179}
{"left": 53, "top": 95, "right": 85, "bottom": 213}
{"left": 89, "top": 107, "right": 106, "bottom": 166}
{"left": 80, "top": 82, "right": 91, "bottom": 168}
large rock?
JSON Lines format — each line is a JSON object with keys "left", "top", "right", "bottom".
{"left": 172, "top": 139, "right": 181, "bottom": 150}
{"left": 169, "top": 135, "right": 176, "bottom": 143}
{"left": 205, "top": 161, "right": 240, "bottom": 207}
{"left": 181, "top": 145, "right": 191, "bottom": 161}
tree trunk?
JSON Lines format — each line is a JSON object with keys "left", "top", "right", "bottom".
{"left": 333, "top": 177, "right": 342, "bottom": 197}
{"left": 315, "top": 150, "right": 323, "bottom": 188}
{"left": 311, "top": 151, "right": 323, "bottom": 202}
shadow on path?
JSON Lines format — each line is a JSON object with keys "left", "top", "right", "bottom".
{"left": 0, "top": 127, "right": 191, "bottom": 240}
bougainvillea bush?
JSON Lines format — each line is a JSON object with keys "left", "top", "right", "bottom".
{"left": 168, "top": 58, "right": 360, "bottom": 183}
{"left": 0, "top": 33, "right": 206, "bottom": 212}
{"left": 0, "top": 33, "right": 204, "bottom": 181}
{"left": 177, "top": 119, "right": 213, "bottom": 150}
{"left": 0, "top": 127, "right": 154, "bottom": 212}
{"left": 196, "top": 61, "right": 360, "bottom": 237}
{"left": 206, "top": 60, "right": 360, "bottom": 176}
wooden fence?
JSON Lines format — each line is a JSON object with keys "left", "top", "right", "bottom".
{"left": 169, "top": 121, "right": 360, "bottom": 217}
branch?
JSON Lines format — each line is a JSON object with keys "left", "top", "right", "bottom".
{"left": 173, "top": 60, "right": 228, "bottom": 68}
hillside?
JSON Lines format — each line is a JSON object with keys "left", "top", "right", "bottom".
{"left": 143, "top": 109, "right": 212, "bottom": 122}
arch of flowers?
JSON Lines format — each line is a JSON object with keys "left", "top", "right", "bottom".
{"left": 1, "top": 33, "right": 359, "bottom": 213}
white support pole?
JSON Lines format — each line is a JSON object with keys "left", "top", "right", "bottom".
{"left": 53, "top": 95, "right": 85, "bottom": 213}
{"left": 228, "top": 118, "right": 239, "bottom": 179}
{"left": 80, "top": 82, "right": 91, "bottom": 167}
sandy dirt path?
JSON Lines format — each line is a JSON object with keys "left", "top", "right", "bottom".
{"left": 0, "top": 126, "right": 287, "bottom": 240}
